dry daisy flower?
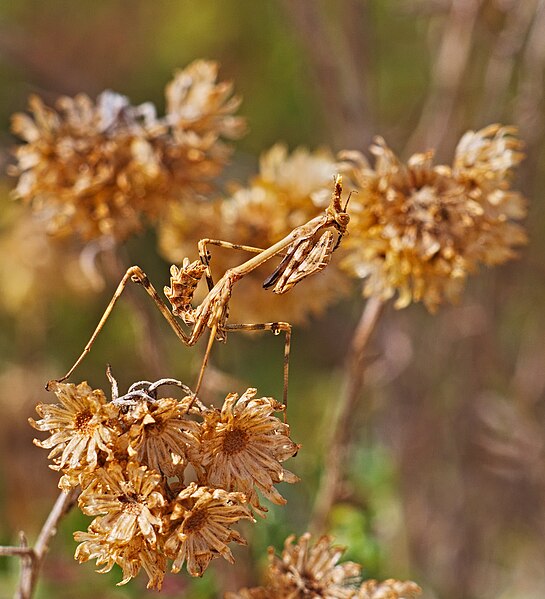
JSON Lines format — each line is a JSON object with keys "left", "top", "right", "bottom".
{"left": 340, "top": 124, "right": 527, "bottom": 311}
{"left": 78, "top": 461, "right": 165, "bottom": 547}
{"left": 74, "top": 524, "right": 167, "bottom": 590}
{"left": 124, "top": 394, "right": 201, "bottom": 477}
{"left": 228, "top": 533, "right": 361, "bottom": 599}
{"left": 32, "top": 375, "right": 303, "bottom": 586}
{"left": 199, "top": 388, "right": 300, "bottom": 516}
{"left": 226, "top": 534, "right": 422, "bottom": 599}
{"left": 164, "top": 482, "right": 254, "bottom": 576}
{"left": 30, "top": 381, "right": 119, "bottom": 480}
{"left": 158, "top": 144, "right": 349, "bottom": 324}
{"left": 357, "top": 579, "right": 422, "bottom": 599}
{"left": 11, "top": 60, "right": 245, "bottom": 242}
{"left": 265, "top": 533, "right": 361, "bottom": 598}
{"left": 166, "top": 59, "right": 246, "bottom": 145}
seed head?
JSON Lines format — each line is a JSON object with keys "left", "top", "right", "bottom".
{"left": 340, "top": 125, "right": 527, "bottom": 311}
{"left": 11, "top": 60, "right": 245, "bottom": 242}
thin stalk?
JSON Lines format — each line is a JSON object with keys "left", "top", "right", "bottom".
{"left": 310, "top": 295, "right": 385, "bottom": 534}
{"left": 0, "top": 488, "right": 80, "bottom": 599}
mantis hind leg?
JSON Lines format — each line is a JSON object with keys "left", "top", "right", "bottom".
{"left": 224, "top": 322, "right": 292, "bottom": 422}
{"left": 46, "top": 266, "right": 191, "bottom": 390}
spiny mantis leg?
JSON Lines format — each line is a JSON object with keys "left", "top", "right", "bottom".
{"left": 46, "top": 266, "right": 191, "bottom": 390}
{"left": 195, "top": 240, "right": 293, "bottom": 416}
{"left": 198, "top": 238, "right": 267, "bottom": 291}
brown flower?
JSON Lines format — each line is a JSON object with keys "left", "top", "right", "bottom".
{"left": 30, "top": 381, "right": 118, "bottom": 480}
{"left": 74, "top": 524, "right": 167, "bottom": 590}
{"left": 265, "top": 533, "right": 361, "bottom": 598}
{"left": 158, "top": 144, "right": 349, "bottom": 324}
{"left": 164, "top": 482, "right": 253, "bottom": 576}
{"left": 124, "top": 395, "right": 201, "bottom": 477}
{"left": 11, "top": 60, "right": 245, "bottom": 242}
{"left": 199, "top": 388, "right": 300, "bottom": 516}
{"left": 78, "top": 461, "right": 165, "bottom": 547}
{"left": 357, "top": 579, "right": 422, "bottom": 599}
{"left": 227, "top": 534, "right": 422, "bottom": 599}
{"left": 340, "top": 125, "right": 527, "bottom": 311}
{"left": 166, "top": 59, "right": 246, "bottom": 141}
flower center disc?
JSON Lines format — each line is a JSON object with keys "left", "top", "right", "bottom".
{"left": 184, "top": 508, "right": 207, "bottom": 533}
{"left": 222, "top": 428, "right": 249, "bottom": 455}
{"left": 74, "top": 409, "right": 93, "bottom": 432}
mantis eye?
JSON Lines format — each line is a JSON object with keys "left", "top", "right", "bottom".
{"left": 336, "top": 213, "right": 350, "bottom": 227}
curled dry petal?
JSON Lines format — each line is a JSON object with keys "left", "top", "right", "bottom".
{"left": 199, "top": 388, "right": 300, "bottom": 516}
{"left": 164, "top": 482, "right": 254, "bottom": 577}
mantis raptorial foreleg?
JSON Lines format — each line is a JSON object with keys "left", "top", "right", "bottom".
{"left": 195, "top": 239, "right": 291, "bottom": 412}
{"left": 198, "top": 238, "right": 267, "bottom": 291}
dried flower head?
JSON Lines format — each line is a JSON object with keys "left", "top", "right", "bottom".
{"left": 341, "top": 125, "right": 527, "bottom": 311}
{"left": 199, "top": 388, "right": 300, "bottom": 516}
{"left": 227, "top": 534, "right": 422, "bottom": 599}
{"left": 74, "top": 524, "right": 167, "bottom": 590}
{"left": 30, "top": 381, "right": 119, "bottom": 479}
{"left": 166, "top": 60, "right": 246, "bottom": 141}
{"left": 265, "top": 533, "right": 361, "bottom": 598}
{"left": 11, "top": 60, "right": 245, "bottom": 242}
{"left": 33, "top": 376, "right": 307, "bottom": 586}
{"left": 357, "top": 579, "right": 422, "bottom": 599}
{"left": 78, "top": 462, "right": 165, "bottom": 546}
{"left": 164, "top": 482, "right": 253, "bottom": 576}
{"left": 124, "top": 394, "right": 201, "bottom": 477}
{"left": 158, "top": 144, "right": 349, "bottom": 324}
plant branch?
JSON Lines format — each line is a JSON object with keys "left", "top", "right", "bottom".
{"left": 310, "top": 295, "right": 385, "bottom": 534}
{"left": 406, "top": 0, "right": 482, "bottom": 157}
{"left": 281, "top": 0, "right": 374, "bottom": 150}
{"left": 5, "top": 488, "right": 80, "bottom": 599}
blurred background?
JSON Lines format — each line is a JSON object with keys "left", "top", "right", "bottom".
{"left": 1, "top": 1, "right": 545, "bottom": 597}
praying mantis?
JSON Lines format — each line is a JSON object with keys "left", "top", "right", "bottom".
{"left": 48, "top": 175, "right": 350, "bottom": 412}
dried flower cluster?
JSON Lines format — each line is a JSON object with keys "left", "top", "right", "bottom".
{"left": 11, "top": 60, "right": 245, "bottom": 242}
{"left": 226, "top": 533, "right": 421, "bottom": 599}
{"left": 30, "top": 378, "right": 298, "bottom": 588}
{"left": 340, "top": 124, "right": 527, "bottom": 310}
{"left": 159, "top": 144, "right": 349, "bottom": 324}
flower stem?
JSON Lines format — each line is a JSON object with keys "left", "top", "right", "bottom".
{"left": 0, "top": 488, "right": 80, "bottom": 599}
{"left": 310, "top": 295, "right": 385, "bottom": 534}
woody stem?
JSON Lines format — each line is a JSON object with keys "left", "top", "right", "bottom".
{"left": 310, "top": 295, "right": 385, "bottom": 534}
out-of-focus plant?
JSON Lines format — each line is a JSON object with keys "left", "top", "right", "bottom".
{"left": 340, "top": 125, "right": 526, "bottom": 311}
{"left": 310, "top": 124, "right": 527, "bottom": 533}
{"left": 10, "top": 60, "right": 245, "bottom": 242}
{"left": 226, "top": 533, "right": 421, "bottom": 599}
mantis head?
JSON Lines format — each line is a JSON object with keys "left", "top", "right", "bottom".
{"left": 326, "top": 174, "right": 350, "bottom": 236}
